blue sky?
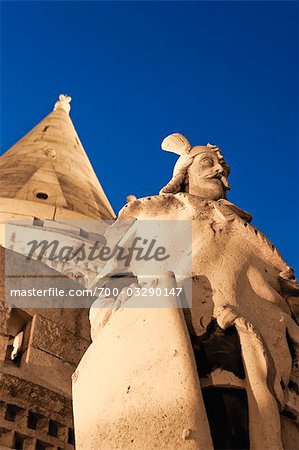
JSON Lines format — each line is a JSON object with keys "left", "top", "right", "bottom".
{"left": 1, "top": 1, "right": 298, "bottom": 274}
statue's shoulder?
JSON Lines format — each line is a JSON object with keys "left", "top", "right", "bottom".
{"left": 216, "top": 199, "right": 253, "bottom": 223}
{"left": 118, "top": 193, "right": 207, "bottom": 220}
{"left": 118, "top": 193, "right": 252, "bottom": 222}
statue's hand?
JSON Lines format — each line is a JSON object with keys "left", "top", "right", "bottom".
{"left": 214, "top": 305, "right": 239, "bottom": 329}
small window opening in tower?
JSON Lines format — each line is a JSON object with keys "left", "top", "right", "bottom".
{"left": 5, "top": 404, "right": 23, "bottom": 422}
{"left": 36, "top": 192, "right": 48, "bottom": 200}
{"left": 48, "top": 419, "right": 60, "bottom": 437}
{"left": 35, "top": 440, "right": 49, "bottom": 450}
{"left": 27, "top": 411, "right": 42, "bottom": 430}
{"left": 13, "top": 432, "right": 27, "bottom": 450}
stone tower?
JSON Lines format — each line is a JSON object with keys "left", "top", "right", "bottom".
{"left": 0, "top": 95, "right": 115, "bottom": 449}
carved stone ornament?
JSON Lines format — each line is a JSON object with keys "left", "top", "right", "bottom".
{"left": 53, "top": 93, "right": 72, "bottom": 114}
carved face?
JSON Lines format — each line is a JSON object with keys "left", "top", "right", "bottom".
{"left": 186, "top": 149, "right": 230, "bottom": 200}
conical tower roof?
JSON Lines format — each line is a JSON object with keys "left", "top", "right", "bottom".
{"left": 0, "top": 95, "right": 115, "bottom": 220}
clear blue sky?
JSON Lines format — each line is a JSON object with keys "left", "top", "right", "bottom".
{"left": 1, "top": 1, "right": 298, "bottom": 274}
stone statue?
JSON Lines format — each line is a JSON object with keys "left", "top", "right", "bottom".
{"left": 159, "top": 134, "right": 230, "bottom": 199}
{"left": 73, "top": 134, "right": 299, "bottom": 450}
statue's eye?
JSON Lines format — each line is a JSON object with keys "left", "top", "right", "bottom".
{"left": 200, "top": 158, "right": 213, "bottom": 168}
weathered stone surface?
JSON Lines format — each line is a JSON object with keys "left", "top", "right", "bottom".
{"left": 0, "top": 373, "right": 75, "bottom": 449}
{"left": 0, "top": 237, "right": 92, "bottom": 398}
{"left": 29, "top": 314, "right": 89, "bottom": 366}
{"left": 0, "top": 372, "right": 72, "bottom": 423}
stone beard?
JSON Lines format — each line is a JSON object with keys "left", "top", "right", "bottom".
{"left": 73, "top": 133, "right": 299, "bottom": 450}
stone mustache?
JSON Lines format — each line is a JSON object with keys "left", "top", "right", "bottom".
{"left": 73, "top": 134, "right": 299, "bottom": 450}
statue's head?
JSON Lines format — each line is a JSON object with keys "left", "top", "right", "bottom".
{"left": 160, "top": 133, "right": 230, "bottom": 201}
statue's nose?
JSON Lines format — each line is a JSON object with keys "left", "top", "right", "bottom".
{"left": 215, "top": 164, "right": 224, "bottom": 174}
